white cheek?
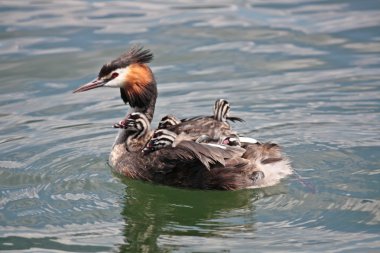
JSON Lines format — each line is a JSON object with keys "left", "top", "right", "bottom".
{"left": 104, "top": 68, "right": 129, "bottom": 88}
{"left": 104, "top": 76, "right": 124, "bottom": 88}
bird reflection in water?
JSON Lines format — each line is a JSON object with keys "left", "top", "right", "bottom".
{"left": 117, "top": 177, "right": 288, "bottom": 252}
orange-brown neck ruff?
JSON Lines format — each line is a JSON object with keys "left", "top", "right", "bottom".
{"left": 120, "top": 63, "right": 157, "bottom": 120}
{"left": 122, "top": 63, "right": 157, "bottom": 108}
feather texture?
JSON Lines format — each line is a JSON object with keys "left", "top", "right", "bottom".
{"left": 98, "top": 45, "right": 153, "bottom": 78}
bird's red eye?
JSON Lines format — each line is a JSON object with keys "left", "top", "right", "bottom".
{"left": 111, "top": 72, "right": 119, "bottom": 79}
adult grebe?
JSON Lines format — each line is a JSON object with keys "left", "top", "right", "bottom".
{"left": 73, "top": 45, "right": 292, "bottom": 189}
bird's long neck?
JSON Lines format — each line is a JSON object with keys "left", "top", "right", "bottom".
{"left": 130, "top": 87, "right": 157, "bottom": 123}
{"left": 112, "top": 81, "right": 157, "bottom": 148}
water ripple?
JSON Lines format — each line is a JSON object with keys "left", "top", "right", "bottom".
{"left": 0, "top": 0, "right": 379, "bottom": 251}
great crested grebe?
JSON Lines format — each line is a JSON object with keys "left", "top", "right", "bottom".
{"left": 73, "top": 45, "right": 292, "bottom": 190}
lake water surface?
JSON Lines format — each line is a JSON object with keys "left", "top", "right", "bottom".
{"left": 1, "top": 0, "right": 380, "bottom": 252}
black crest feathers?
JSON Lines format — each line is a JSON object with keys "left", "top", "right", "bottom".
{"left": 98, "top": 45, "right": 153, "bottom": 78}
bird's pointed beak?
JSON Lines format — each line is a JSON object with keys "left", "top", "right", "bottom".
{"left": 73, "top": 78, "right": 106, "bottom": 93}
{"left": 142, "top": 141, "right": 154, "bottom": 155}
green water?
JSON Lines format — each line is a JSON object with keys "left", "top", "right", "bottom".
{"left": 1, "top": 0, "right": 380, "bottom": 252}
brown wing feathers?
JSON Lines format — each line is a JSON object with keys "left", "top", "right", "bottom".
{"left": 173, "top": 141, "right": 245, "bottom": 170}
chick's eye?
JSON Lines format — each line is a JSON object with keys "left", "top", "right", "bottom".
{"left": 111, "top": 72, "right": 119, "bottom": 79}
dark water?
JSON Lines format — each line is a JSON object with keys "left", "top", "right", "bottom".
{"left": 1, "top": 0, "right": 380, "bottom": 252}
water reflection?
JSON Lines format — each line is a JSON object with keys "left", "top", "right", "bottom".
{"left": 119, "top": 179, "right": 267, "bottom": 252}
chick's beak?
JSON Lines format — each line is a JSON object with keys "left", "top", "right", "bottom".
{"left": 73, "top": 78, "right": 106, "bottom": 93}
